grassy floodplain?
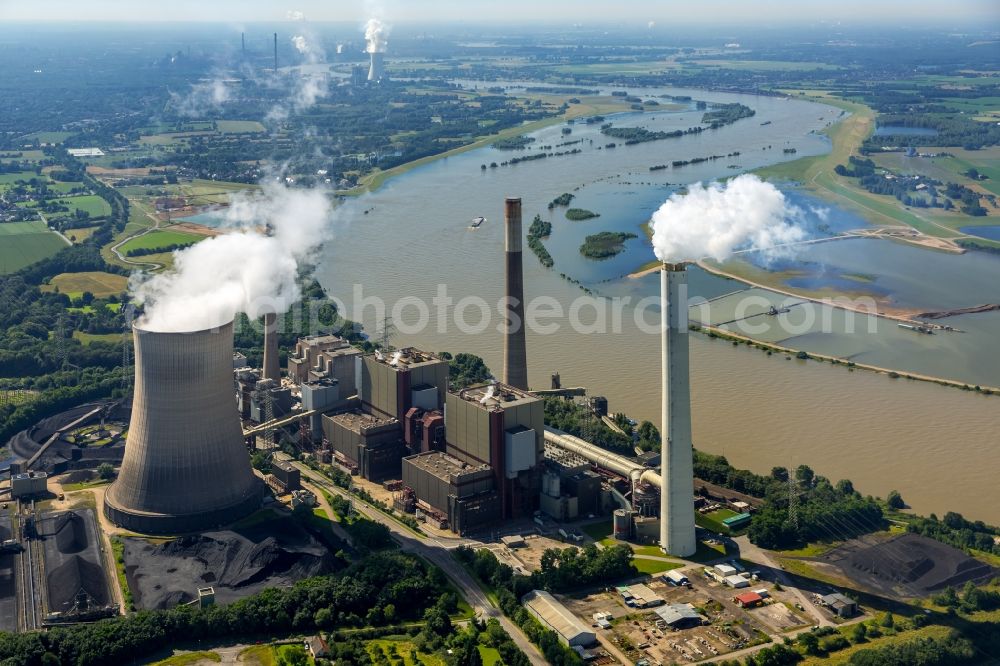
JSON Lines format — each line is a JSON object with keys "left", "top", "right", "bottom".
{"left": 40, "top": 270, "right": 128, "bottom": 298}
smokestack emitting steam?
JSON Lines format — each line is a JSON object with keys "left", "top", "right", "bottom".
{"left": 263, "top": 312, "right": 280, "bottom": 382}
{"left": 658, "top": 263, "right": 697, "bottom": 557}
{"left": 365, "top": 18, "right": 388, "bottom": 82}
{"left": 650, "top": 174, "right": 805, "bottom": 557}
{"left": 503, "top": 197, "right": 528, "bottom": 390}
{"left": 131, "top": 182, "right": 334, "bottom": 333}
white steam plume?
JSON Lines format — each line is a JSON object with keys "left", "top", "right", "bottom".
{"left": 364, "top": 18, "right": 389, "bottom": 53}
{"left": 650, "top": 174, "right": 806, "bottom": 263}
{"left": 173, "top": 78, "right": 232, "bottom": 117}
{"left": 131, "top": 183, "right": 334, "bottom": 332}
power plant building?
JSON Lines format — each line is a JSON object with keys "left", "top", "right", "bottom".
{"left": 104, "top": 321, "right": 262, "bottom": 534}
{"left": 360, "top": 348, "right": 448, "bottom": 422}
{"left": 445, "top": 383, "right": 542, "bottom": 521}
{"left": 401, "top": 450, "right": 500, "bottom": 535}
{"left": 322, "top": 409, "right": 404, "bottom": 480}
{"left": 287, "top": 334, "right": 361, "bottom": 393}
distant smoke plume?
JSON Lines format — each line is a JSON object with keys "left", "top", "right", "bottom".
{"left": 364, "top": 18, "right": 389, "bottom": 53}
{"left": 132, "top": 183, "right": 335, "bottom": 332}
{"left": 647, "top": 20, "right": 656, "bottom": 29}
{"left": 650, "top": 174, "right": 806, "bottom": 263}
{"left": 287, "top": 10, "right": 305, "bottom": 21}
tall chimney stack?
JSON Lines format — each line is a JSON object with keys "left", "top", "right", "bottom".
{"left": 273, "top": 32, "right": 278, "bottom": 72}
{"left": 263, "top": 312, "right": 280, "bottom": 383}
{"left": 503, "top": 197, "right": 528, "bottom": 390}
{"left": 241, "top": 32, "right": 246, "bottom": 59}
{"left": 659, "top": 262, "right": 697, "bottom": 557}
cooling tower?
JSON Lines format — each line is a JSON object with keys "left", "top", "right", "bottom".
{"left": 262, "top": 312, "right": 280, "bottom": 383}
{"left": 660, "top": 263, "right": 697, "bottom": 557}
{"left": 104, "top": 320, "right": 262, "bottom": 534}
{"left": 503, "top": 197, "right": 528, "bottom": 390}
{"left": 367, "top": 52, "right": 385, "bottom": 82}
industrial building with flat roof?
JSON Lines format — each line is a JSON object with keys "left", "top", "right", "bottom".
{"left": 445, "top": 383, "right": 543, "bottom": 522}
{"left": 821, "top": 593, "right": 858, "bottom": 617}
{"left": 401, "top": 450, "right": 499, "bottom": 534}
{"left": 361, "top": 348, "right": 448, "bottom": 423}
{"left": 287, "top": 335, "right": 361, "bottom": 392}
{"left": 522, "top": 590, "right": 596, "bottom": 648}
{"left": 322, "top": 409, "right": 404, "bottom": 480}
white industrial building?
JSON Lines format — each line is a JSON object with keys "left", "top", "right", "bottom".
{"left": 522, "top": 590, "right": 596, "bottom": 648}
{"left": 655, "top": 603, "right": 704, "bottom": 629}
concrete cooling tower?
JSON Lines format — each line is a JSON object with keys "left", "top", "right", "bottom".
{"left": 104, "top": 320, "right": 262, "bottom": 534}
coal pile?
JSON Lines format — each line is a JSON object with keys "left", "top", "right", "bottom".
{"left": 37, "top": 509, "right": 110, "bottom": 614}
{"left": 819, "top": 533, "right": 997, "bottom": 599}
{"left": 124, "top": 516, "right": 337, "bottom": 610}
{"left": 47, "top": 556, "right": 109, "bottom": 610}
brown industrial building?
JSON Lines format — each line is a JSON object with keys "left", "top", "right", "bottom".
{"left": 401, "top": 450, "right": 501, "bottom": 534}
{"left": 444, "top": 383, "right": 543, "bottom": 522}
{"left": 322, "top": 409, "right": 406, "bottom": 480}
{"left": 269, "top": 460, "right": 301, "bottom": 493}
{"left": 360, "top": 348, "right": 448, "bottom": 422}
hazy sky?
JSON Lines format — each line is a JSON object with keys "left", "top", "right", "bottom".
{"left": 1, "top": 0, "right": 997, "bottom": 24}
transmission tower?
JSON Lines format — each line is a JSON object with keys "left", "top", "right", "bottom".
{"left": 54, "top": 312, "right": 70, "bottom": 368}
{"left": 120, "top": 321, "right": 132, "bottom": 393}
{"left": 787, "top": 466, "right": 799, "bottom": 529}
{"left": 260, "top": 385, "right": 275, "bottom": 449}
{"left": 377, "top": 315, "right": 395, "bottom": 351}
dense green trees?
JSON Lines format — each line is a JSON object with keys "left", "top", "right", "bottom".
{"left": 527, "top": 214, "right": 554, "bottom": 267}
{"left": 0, "top": 553, "right": 451, "bottom": 666}
{"left": 543, "top": 397, "right": 633, "bottom": 454}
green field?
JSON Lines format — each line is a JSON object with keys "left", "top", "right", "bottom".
{"left": 0, "top": 170, "right": 38, "bottom": 188}
{"left": 42, "top": 270, "right": 128, "bottom": 298}
{"left": 151, "top": 650, "right": 221, "bottom": 666}
{"left": 0, "top": 150, "right": 45, "bottom": 163}
{"left": 216, "top": 120, "right": 267, "bottom": 133}
{"left": 691, "top": 59, "right": 846, "bottom": 71}
{"left": 0, "top": 220, "right": 68, "bottom": 273}
{"left": 367, "top": 639, "right": 445, "bottom": 666}
{"left": 19, "top": 130, "right": 74, "bottom": 144}
{"left": 119, "top": 229, "right": 203, "bottom": 254}
{"left": 633, "top": 558, "right": 685, "bottom": 575}
{"left": 47, "top": 195, "right": 112, "bottom": 218}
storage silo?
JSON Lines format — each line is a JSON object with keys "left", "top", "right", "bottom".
{"left": 104, "top": 320, "right": 262, "bottom": 534}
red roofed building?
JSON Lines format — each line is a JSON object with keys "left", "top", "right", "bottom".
{"left": 733, "top": 591, "right": 764, "bottom": 608}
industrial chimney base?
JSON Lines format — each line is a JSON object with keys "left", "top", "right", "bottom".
{"left": 103, "top": 482, "right": 263, "bottom": 535}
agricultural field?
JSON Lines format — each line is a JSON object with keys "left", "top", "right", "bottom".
{"left": 64, "top": 224, "right": 103, "bottom": 243}
{"left": 0, "top": 220, "right": 68, "bottom": 273}
{"left": 366, "top": 638, "right": 445, "bottom": 666}
{"left": 689, "top": 59, "right": 847, "bottom": 71}
{"left": 216, "top": 120, "right": 267, "bottom": 133}
{"left": 0, "top": 149, "right": 45, "bottom": 163}
{"left": 18, "top": 130, "right": 74, "bottom": 144}
{"left": 119, "top": 229, "right": 203, "bottom": 254}
{"left": 38, "top": 194, "right": 111, "bottom": 219}
{"left": 42, "top": 271, "right": 128, "bottom": 298}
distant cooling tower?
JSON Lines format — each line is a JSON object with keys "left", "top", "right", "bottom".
{"left": 503, "top": 197, "right": 528, "bottom": 390}
{"left": 104, "top": 321, "right": 262, "bottom": 534}
{"left": 368, "top": 52, "right": 385, "bottom": 82}
{"left": 660, "top": 263, "right": 697, "bottom": 557}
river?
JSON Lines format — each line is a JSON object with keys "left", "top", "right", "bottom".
{"left": 296, "top": 84, "right": 1000, "bottom": 523}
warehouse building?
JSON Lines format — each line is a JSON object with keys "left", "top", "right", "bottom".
{"left": 655, "top": 603, "right": 704, "bottom": 629}
{"left": 322, "top": 409, "right": 405, "bottom": 480}
{"left": 401, "top": 450, "right": 500, "bottom": 534}
{"left": 522, "top": 590, "right": 596, "bottom": 648}
{"left": 445, "top": 383, "right": 543, "bottom": 521}
{"left": 269, "top": 460, "right": 301, "bottom": 493}
{"left": 821, "top": 593, "right": 858, "bottom": 618}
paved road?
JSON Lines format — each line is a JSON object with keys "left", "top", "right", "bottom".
{"left": 293, "top": 463, "right": 548, "bottom": 666}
